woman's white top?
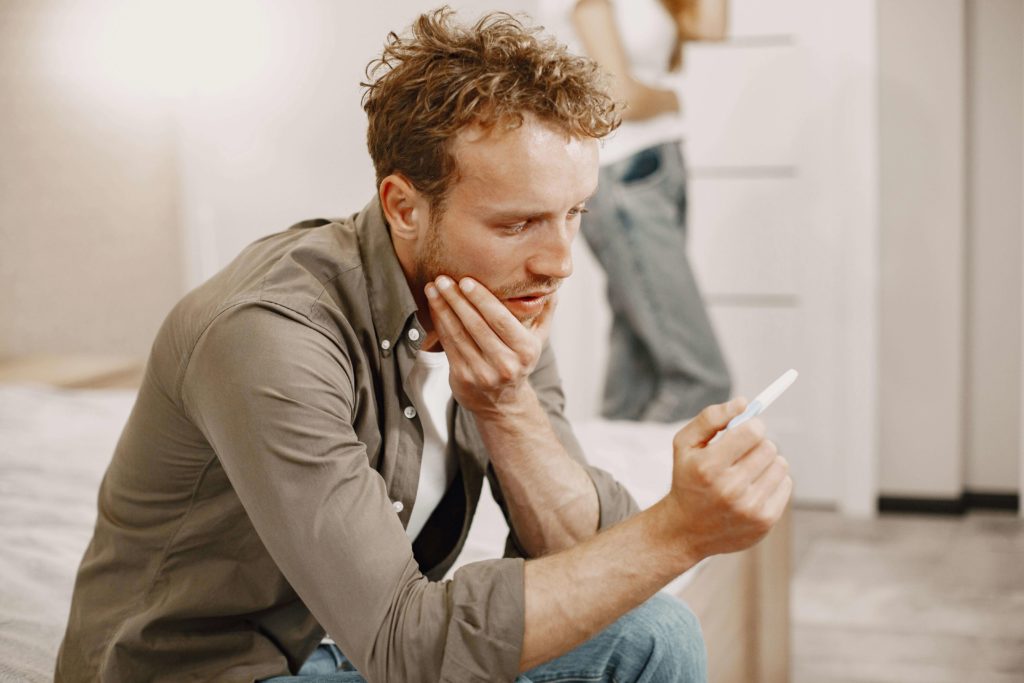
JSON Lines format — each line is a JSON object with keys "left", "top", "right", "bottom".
{"left": 403, "top": 348, "right": 457, "bottom": 541}
{"left": 536, "top": 0, "right": 687, "bottom": 165}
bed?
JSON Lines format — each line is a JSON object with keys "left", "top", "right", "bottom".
{"left": 0, "top": 355, "right": 789, "bottom": 682}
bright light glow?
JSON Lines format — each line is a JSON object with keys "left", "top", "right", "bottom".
{"left": 46, "top": 0, "right": 273, "bottom": 99}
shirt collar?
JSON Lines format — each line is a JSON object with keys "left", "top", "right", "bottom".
{"left": 354, "top": 197, "right": 425, "bottom": 354}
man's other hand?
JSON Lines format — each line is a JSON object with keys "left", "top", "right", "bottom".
{"left": 425, "top": 275, "right": 556, "bottom": 418}
{"left": 665, "top": 399, "right": 793, "bottom": 563}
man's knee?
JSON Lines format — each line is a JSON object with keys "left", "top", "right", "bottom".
{"left": 522, "top": 593, "right": 707, "bottom": 683}
{"left": 622, "top": 593, "right": 707, "bottom": 681}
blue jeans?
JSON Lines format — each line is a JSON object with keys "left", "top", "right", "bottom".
{"left": 582, "top": 141, "right": 731, "bottom": 422}
{"left": 262, "top": 592, "right": 706, "bottom": 682}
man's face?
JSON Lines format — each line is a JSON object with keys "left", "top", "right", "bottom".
{"left": 413, "top": 116, "right": 599, "bottom": 327}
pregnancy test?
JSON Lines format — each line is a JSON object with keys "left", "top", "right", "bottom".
{"left": 725, "top": 369, "right": 799, "bottom": 431}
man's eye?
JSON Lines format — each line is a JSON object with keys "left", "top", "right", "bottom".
{"left": 569, "top": 207, "right": 589, "bottom": 218}
{"left": 505, "top": 222, "right": 529, "bottom": 234}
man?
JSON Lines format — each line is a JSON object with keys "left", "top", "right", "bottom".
{"left": 56, "top": 9, "right": 791, "bottom": 682}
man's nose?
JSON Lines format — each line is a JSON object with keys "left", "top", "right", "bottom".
{"left": 528, "top": 221, "right": 574, "bottom": 280}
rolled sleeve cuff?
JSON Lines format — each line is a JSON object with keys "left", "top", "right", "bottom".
{"left": 440, "top": 558, "right": 525, "bottom": 682}
{"left": 585, "top": 465, "right": 640, "bottom": 530}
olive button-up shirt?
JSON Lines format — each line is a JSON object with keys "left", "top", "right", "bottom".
{"left": 54, "top": 198, "right": 639, "bottom": 683}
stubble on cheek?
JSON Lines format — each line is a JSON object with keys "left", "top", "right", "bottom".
{"left": 414, "top": 219, "right": 447, "bottom": 295}
{"left": 415, "top": 217, "right": 556, "bottom": 327}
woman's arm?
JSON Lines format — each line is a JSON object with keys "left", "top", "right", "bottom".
{"left": 571, "top": 0, "right": 680, "bottom": 122}
{"left": 675, "top": 0, "right": 729, "bottom": 42}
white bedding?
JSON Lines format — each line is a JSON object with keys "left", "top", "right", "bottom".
{"left": 0, "top": 385, "right": 139, "bottom": 682}
{"left": 0, "top": 385, "right": 698, "bottom": 682}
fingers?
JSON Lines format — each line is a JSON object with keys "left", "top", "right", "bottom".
{"left": 714, "top": 451, "right": 790, "bottom": 535}
{"left": 733, "top": 437, "right": 778, "bottom": 480}
{"left": 674, "top": 398, "right": 748, "bottom": 450}
{"left": 450, "top": 276, "right": 539, "bottom": 357}
{"left": 715, "top": 418, "right": 769, "bottom": 467}
{"left": 762, "top": 474, "right": 794, "bottom": 519}
{"left": 675, "top": 415, "right": 766, "bottom": 483}
{"left": 430, "top": 277, "right": 521, "bottom": 362}
{"left": 679, "top": 413, "right": 789, "bottom": 508}
{"left": 747, "top": 448, "right": 789, "bottom": 494}
{"left": 736, "top": 446, "right": 791, "bottom": 524}
{"left": 426, "top": 275, "right": 545, "bottom": 393}
{"left": 425, "top": 282, "right": 479, "bottom": 368}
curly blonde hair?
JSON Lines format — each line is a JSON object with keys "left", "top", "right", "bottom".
{"left": 361, "top": 7, "right": 620, "bottom": 211}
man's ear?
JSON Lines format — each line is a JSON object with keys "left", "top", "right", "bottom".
{"left": 379, "top": 174, "right": 426, "bottom": 242}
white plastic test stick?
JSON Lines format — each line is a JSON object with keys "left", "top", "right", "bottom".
{"left": 725, "top": 369, "right": 799, "bottom": 431}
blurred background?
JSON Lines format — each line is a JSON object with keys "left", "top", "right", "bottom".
{"left": 1, "top": 1, "right": 1023, "bottom": 680}
{"left": 3, "top": 0, "right": 1020, "bottom": 515}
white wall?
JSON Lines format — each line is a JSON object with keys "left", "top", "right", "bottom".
{"left": 815, "top": 0, "right": 881, "bottom": 517}
{"left": 10, "top": 1, "right": 1021, "bottom": 510}
{"left": 878, "top": 0, "right": 967, "bottom": 499}
{"left": 174, "top": 0, "right": 880, "bottom": 511}
{"left": 549, "top": 0, "right": 874, "bottom": 513}
{"left": 878, "top": 0, "right": 1023, "bottom": 501}
{"left": 553, "top": 0, "right": 880, "bottom": 513}
{"left": 1020, "top": 0, "right": 1024, "bottom": 516}
{"left": 965, "top": 0, "right": 1022, "bottom": 494}
{"left": 0, "top": 1, "right": 184, "bottom": 357}
{"left": 553, "top": 0, "right": 1022, "bottom": 507}
{"left": 179, "top": 0, "right": 533, "bottom": 288}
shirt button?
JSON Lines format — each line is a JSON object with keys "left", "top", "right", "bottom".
{"left": 403, "top": 406, "right": 417, "bottom": 419}
{"left": 380, "top": 339, "right": 391, "bottom": 351}
{"left": 392, "top": 500, "right": 404, "bottom": 513}
{"left": 408, "top": 328, "right": 421, "bottom": 342}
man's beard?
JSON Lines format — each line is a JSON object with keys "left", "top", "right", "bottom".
{"left": 415, "top": 219, "right": 559, "bottom": 326}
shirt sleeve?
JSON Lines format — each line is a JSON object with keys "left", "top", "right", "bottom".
{"left": 486, "top": 342, "right": 641, "bottom": 559}
{"left": 181, "top": 303, "right": 524, "bottom": 683}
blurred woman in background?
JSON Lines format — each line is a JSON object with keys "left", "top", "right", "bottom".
{"left": 539, "top": 0, "right": 732, "bottom": 422}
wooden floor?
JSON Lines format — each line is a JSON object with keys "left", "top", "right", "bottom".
{"left": 791, "top": 507, "right": 1024, "bottom": 683}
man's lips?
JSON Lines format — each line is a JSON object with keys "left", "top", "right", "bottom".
{"left": 505, "top": 295, "right": 549, "bottom": 309}
{"left": 505, "top": 289, "right": 556, "bottom": 301}
{"left": 502, "top": 291, "right": 554, "bottom": 315}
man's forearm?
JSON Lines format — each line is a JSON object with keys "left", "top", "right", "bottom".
{"left": 420, "top": 276, "right": 598, "bottom": 556}
{"left": 475, "top": 386, "right": 599, "bottom": 557}
{"left": 515, "top": 398, "right": 795, "bottom": 673}
{"left": 519, "top": 497, "right": 696, "bottom": 671}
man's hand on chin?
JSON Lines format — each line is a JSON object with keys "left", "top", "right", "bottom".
{"left": 424, "top": 275, "right": 557, "bottom": 420}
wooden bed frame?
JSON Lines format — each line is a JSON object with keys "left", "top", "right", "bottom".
{"left": 0, "top": 354, "right": 791, "bottom": 683}
{"left": 0, "top": 354, "right": 145, "bottom": 389}
{"left": 676, "top": 506, "right": 791, "bottom": 682}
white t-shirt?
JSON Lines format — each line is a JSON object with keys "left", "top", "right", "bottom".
{"left": 403, "top": 349, "right": 457, "bottom": 541}
{"left": 536, "top": 0, "right": 687, "bottom": 165}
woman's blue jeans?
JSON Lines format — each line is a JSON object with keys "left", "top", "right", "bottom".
{"left": 262, "top": 592, "right": 707, "bottom": 682}
{"left": 581, "top": 141, "right": 731, "bottom": 422}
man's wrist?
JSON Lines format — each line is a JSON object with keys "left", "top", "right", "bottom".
{"left": 647, "top": 496, "right": 703, "bottom": 573}
{"left": 471, "top": 382, "right": 541, "bottom": 426}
